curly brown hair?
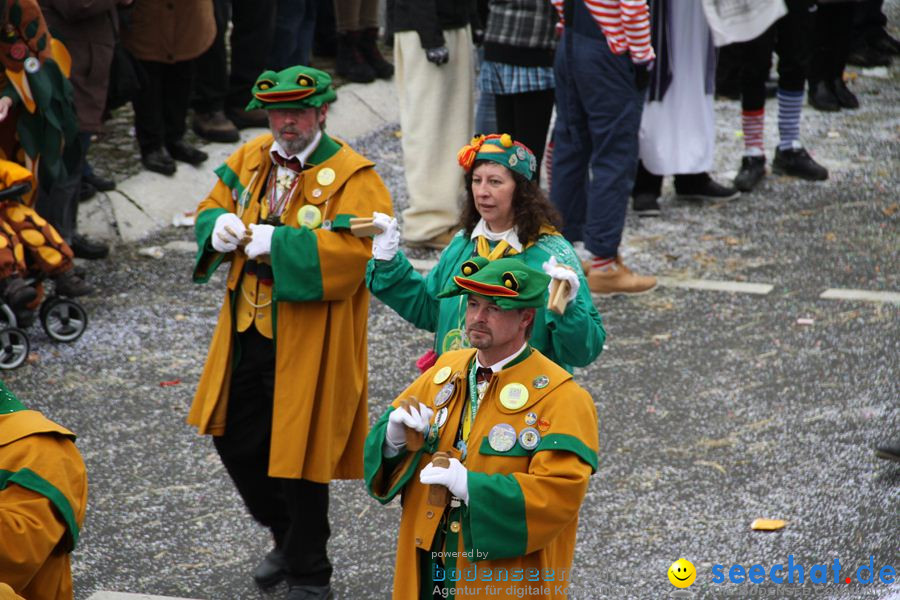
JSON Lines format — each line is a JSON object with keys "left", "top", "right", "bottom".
{"left": 459, "top": 160, "right": 562, "bottom": 246}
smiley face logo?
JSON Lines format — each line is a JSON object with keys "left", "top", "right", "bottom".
{"left": 668, "top": 558, "right": 696, "bottom": 588}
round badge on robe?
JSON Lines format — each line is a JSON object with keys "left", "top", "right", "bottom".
{"left": 499, "top": 383, "right": 528, "bottom": 410}
{"left": 297, "top": 204, "right": 322, "bottom": 229}
{"left": 518, "top": 427, "right": 541, "bottom": 451}
{"left": 434, "top": 407, "right": 448, "bottom": 429}
{"left": 434, "top": 382, "right": 455, "bottom": 407}
{"left": 24, "top": 57, "right": 40, "bottom": 74}
{"left": 524, "top": 412, "right": 538, "bottom": 426}
{"left": 316, "top": 167, "right": 336, "bottom": 186}
{"left": 311, "top": 188, "right": 323, "bottom": 198}
{"left": 433, "top": 366, "right": 452, "bottom": 385}
{"left": 532, "top": 375, "right": 549, "bottom": 389}
{"left": 537, "top": 417, "right": 551, "bottom": 433}
{"left": 488, "top": 423, "right": 517, "bottom": 453}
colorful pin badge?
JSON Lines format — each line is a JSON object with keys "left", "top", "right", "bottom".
{"left": 499, "top": 383, "right": 528, "bottom": 410}
{"left": 532, "top": 375, "right": 549, "bottom": 389}
{"left": 434, "top": 407, "right": 448, "bottom": 429}
{"left": 518, "top": 427, "right": 541, "bottom": 450}
{"left": 515, "top": 147, "right": 527, "bottom": 160}
{"left": 524, "top": 412, "right": 538, "bottom": 426}
{"left": 297, "top": 204, "right": 322, "bottom": 229}
{"left": 536, "top": 417, "right": 551, "bottom": 433}
{"left": 24, "top": 57, "right": 40, "bottom": 74}
{"left": 433, "top": 366, "right": 452, "bottom": 384}
{"left": 488, "top": 423, "right": 517, "bottom": 452}
{"left": 316, "top": 167, "right": 336, "bottom": 186}
{"left": 434, "top": 382, "right": 455, "bottom": 407}
{"left": 311, "top": 188, "right": 323, "bottom": 198}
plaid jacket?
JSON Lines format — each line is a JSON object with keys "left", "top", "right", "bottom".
{"left": 484, "top": 0, "right": 558, "bottom": 66}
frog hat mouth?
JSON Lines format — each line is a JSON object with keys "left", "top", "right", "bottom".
{"left": 246, "top": 66, "right": 337, "bottom": 111}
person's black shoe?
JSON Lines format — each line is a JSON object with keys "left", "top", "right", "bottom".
{"left": 71, "top": 234, "right": 110, "bottom": 260}
{"left": 166, "top": 139, "right": 208, "bottom": 166}
{"left": 141, "top": 147, "right": 176, "bottom": 176}
{"left": 2, "top": 276, "right": 37, "bottom": 310}
{"left": 359, "top": 27, "right": 394, "bottom": 79}
{"left": 253, "top": 549, "right": 286, "bottom": 589}
{"left": 807, "top": 80, "right": 840, "bottom": 112}
{"left": 675, "top": 175, "right": 740, "bottom": 202}
{"left": 335, "top": 31, "right": 376, "bottom": 83}
{"left": 847, "top": 46, "right": 891, "bottom": 67}
{"left": 83, "top": 172, "right": 116, "bottom": 192}
{"left": 79, "top": 181, "right": 97, "bottom": 203}
{"left": 832, "top": 78, "right": 859, "bottom": 109}
{"left": 874, "top": 441, "right": 900, "bottom": 463}
{"left": 286, "top": 584, "right": 334, "bottom": 600}
{"left": 53, "top": 269, "right": 93, "bottom": 297}
{"left": 733, "top": 155, "right": 766, "bottom": 192}
{"left": 872, "top": 31, "right": 900, "bottom": 56}
{"left": 193, "top": 110, "right": 240, "bottom": 143}
{"left": 225, "top": 107, "right": 269, "bottom": 129}
{"left": 772, "top": 147, "right": 828, "bottom": 181}
{"left": 632, "top": 193, "right": 660, "bottom": 217}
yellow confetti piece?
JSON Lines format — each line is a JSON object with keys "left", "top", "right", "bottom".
{"left": 751, "top": 518, "right": 787, "bottom": 531}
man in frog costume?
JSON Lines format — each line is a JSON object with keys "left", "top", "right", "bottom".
{"left": 365, "top": 258, "right": 599, "bottom": 599}
{"left": 189, "top": 65, "right": 392, "bottom": 600}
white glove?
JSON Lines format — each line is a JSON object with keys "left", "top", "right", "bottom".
{"left": 371, "top": 211, "right": 399, "bottom": 261}
{"left": 419, "top": 457, "right": 469, "bottom": 504}
{"left": 542, "top": 256, "right": 580, "bottom": 302}
{"left": 211, "top": 213, "right": 247, "bottom": 253}
{"left": 385, "top": 402, "right": 434, "bottom": 449}
{"left": 245, "top": 223, "right": 275, "bottom": 260}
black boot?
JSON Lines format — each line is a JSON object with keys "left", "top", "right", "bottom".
{"left": 733, "top": 155, "right": 766, "bottom": 192}
{"left": 832, "top": 78, "right": 859, "bottom": 109}
{"left": 359, "top": 27, "right": 394, "bottom": 79}
{"left": 772, "top": 146, "right": 828, "bottom": 181}
{"left": 807, "top": 81, "right": 840, "bottom": 112}
{"left": 2, "top": 276, "right": 37, "bottom": 310}
{"left": 53, "top": 270, "right": 93, "bottom": 297}
{"left": 253, "top": 548, "right": 286, "bottom": 589}
{"left": 335, "top": 31, "right": 375, "bottom": 83}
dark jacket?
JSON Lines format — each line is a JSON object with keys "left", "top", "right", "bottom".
{"left": 389, "top": 0, "right": 478, "bottom": 49}
{"left": 39, "top": 0, "right": 119, "bottom": 132}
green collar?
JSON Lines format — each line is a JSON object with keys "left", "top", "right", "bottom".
{"left": 504, "top": 345, "right": 532, "bottom": 370}
{"left": 306, "top": 133, "right": 341, "bottom": 166}
{"left": 0, "top": 381, "right": 26, "bottom": 414}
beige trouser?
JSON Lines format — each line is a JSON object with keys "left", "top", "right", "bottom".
{"left": 394, "top": 26, "right": 474, "bottom": 242}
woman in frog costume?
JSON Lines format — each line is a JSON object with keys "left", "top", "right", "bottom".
{"left": 366, "top": 133, "right": 605, "bottom": 373}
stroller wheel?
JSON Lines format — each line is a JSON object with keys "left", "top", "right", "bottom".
{"left": 41, "top": 298, "right": 88, "bottom": 343}
{"left": 0, "top": 327, "right": 29, "bottom": 369}
{"left": 0, "top": 303, "right": 16, "bottom": 329}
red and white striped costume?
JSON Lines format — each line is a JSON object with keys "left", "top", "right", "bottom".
{"left": 550, "top": 0, "right": 655, "bottom": 63}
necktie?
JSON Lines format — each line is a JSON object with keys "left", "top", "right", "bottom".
{"left": 270, "top": 151, "right": 303, "bottom": 173}
{"left": 476, "top": 367, "right": 493, "bottom": 383}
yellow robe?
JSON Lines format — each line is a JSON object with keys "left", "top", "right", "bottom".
{"left": 0, "top": 411, "right": 87, "bottom": 600}
{"left": 189, "top": 133, "right": 393, "bottom": 481}
{"left": 366, "top": 348, "right": 599, "bottom": 599}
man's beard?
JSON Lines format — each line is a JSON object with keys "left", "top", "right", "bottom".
{"left": 275, "top": 128, "right": 317, "bottom": 156}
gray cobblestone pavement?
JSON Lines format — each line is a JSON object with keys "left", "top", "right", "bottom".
{"left": 4, "top": 28, "right": 899, "bottom": 600}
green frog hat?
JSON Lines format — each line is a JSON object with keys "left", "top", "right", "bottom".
{"left": 246, "top": 65, "right": 337, "bottom": 111}
{"left": 438, "top": 257, "right": 550, "bottom": 309}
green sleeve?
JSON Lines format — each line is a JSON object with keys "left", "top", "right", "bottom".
{"left": 462, "top": 471, "right": 528, "bottom": 561}
{"left": 192, "top": 207, "right": 228, "bottom": 283}
{"left": 365, "top": 235, "right": 468, "bottom": 333}
{"left": 0, "top": 467, "right": 80, "bottom": 550}
{"left": 363, "top": 408, "right": 428, "bottom": 504}
{"left": 533, "top": 236, "right": 605, "bottom": 367}
{"left": 270, "top": 225, "right": 324, "bottom": 302}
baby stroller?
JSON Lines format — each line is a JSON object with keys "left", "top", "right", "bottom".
{"left": 0, "top": 180, "right": 88, "bottom": 370}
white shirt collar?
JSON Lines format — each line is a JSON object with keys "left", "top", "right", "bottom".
{"left": 271, "top": 130, "right": 322, "bottom": 168}
{"left": 475, "top": 342, "right": 529, "bottom": 373}
{"left": 470, "top": 219, "right": 523, "bottom": 253}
